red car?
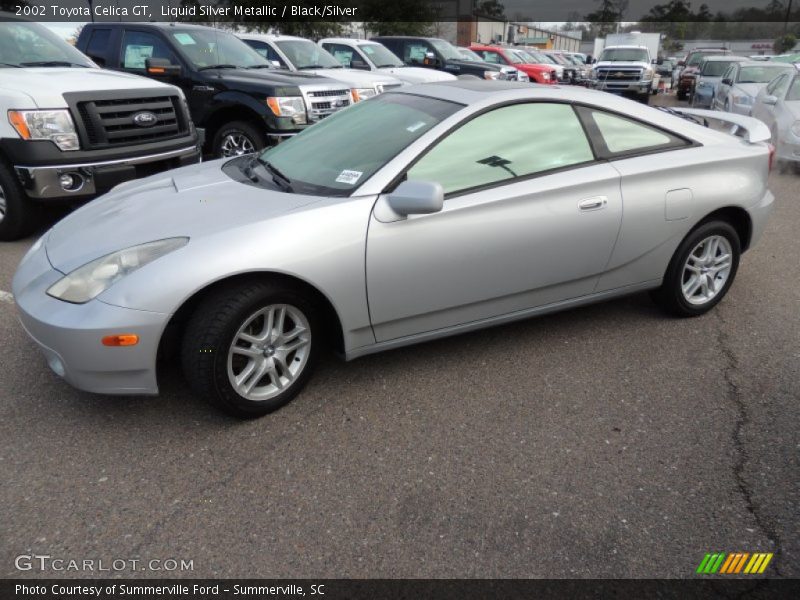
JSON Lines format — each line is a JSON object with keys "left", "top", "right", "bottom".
{"left": 469, "top": 44, "right": 557, "bottom": 84}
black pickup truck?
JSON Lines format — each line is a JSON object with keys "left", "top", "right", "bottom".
{"left": 77, "top": 23, "right": 353, "bottom": 158}
{"left": 372, "top": 36, "right": 520, "bottom": 81}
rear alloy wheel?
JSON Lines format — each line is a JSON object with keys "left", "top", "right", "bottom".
{"left": 651, "top": 221, "right": 741, "bottom": 317}
{"left": 0, "top": 159, "right": 40, "bottom": 241}
{"left": 182, "top": 281, "right": 318, "bottom": 418}
{"left": 212, "top": 121, "right": 267, "bottom": 159}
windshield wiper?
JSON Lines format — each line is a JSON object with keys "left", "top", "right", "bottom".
{"left": 198, "top": 64, "right": 238, "bottom": 71}
{"left": 257, "top": 157, "right": 293, "bottom": 193}
{"left": 246, "top": 64, "right": 273, "bottom": 69}
{"left": 0, "top": 62, "right": 21, "bottom": 68}
{"left": 19, "top": 61, "right": 88, "bottom": 68}
{"left": 377, "top": 63, "right": 401, "bottom": 68}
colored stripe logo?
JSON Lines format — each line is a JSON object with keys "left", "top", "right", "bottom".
{"left": 696, "top": 552, "right": 773, "bottom": 574}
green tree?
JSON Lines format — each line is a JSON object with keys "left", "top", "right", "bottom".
{"left": 361, "top": 0, "right": 436, "bottom": 36}
{"left": 774, "top": 33, "right": 797, "bottom": 53}
{"left": 584, "top": 0, "right": 630, "bottom": 37}
{"left": 476, "top": 0, "right": 506, "bottom": 19}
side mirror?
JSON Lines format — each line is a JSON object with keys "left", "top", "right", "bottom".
{"left": 350, "top": 59, "right": 370, "bottom": 70}
{"left": 762, "top": 94, "right": 778, "bottom": 105}
{"left": 721, "top": 77, "right": 732, "bottom": 86}
{"left": 387, "top": 181, "right": 444, "bottom": 216}
{"left": 145, "top": 57, "right": 181, "bottom": 77}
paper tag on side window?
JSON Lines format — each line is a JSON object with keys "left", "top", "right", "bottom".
{"left": 335, "top": 170, "right": 363, "bottom": 185}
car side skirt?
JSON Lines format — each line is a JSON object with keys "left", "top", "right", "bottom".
{"left": 345, "top": 279, "right": 661, "bottom": 360}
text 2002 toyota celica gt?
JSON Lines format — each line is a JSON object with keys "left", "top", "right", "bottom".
{"left": 13, "top": 81, "right": 775, "bottom": 417}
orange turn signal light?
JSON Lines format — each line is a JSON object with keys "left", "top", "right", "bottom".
{"left": 102, "top": 334, "right": 139, "bottom": 347}
{"left": 147, "top": 67, "right": 165, "bottom": 74}
{"left": 8, "top": 111, "right": 31, "bottom": 139}
{"left": 266, "top": 97, "right": 282, "bottom": 116}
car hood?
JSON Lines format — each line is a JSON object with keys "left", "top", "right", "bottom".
{"left": 785, "top": 100, "right": 800, "bottom": 119}
{"left": 0, "top": 67, "right": 177, "bottom": 108}
{"left": 376, "top": 66, "right": 455, "bottom": 83}
{"left": 208, "top": 67, "right": 335, "bottom": 88}
{"left": 734, "top": 82, "right": 766, "bottom": 98}
{"left": 45, "top": 160, "right": 323, "bottom": 274}
{"left": 301, "top": 68, "right": 400, "bottom": 88}
{"left": 596, "top": 61, "right": 650, "bottom": 69}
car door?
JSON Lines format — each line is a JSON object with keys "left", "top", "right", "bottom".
{"left": 714, "top": 64, "right": 737, "bottom": 110}
{"left": 365, "top": 101, "right": 623, "bottom": 342}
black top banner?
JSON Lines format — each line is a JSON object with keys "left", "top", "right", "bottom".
{"left": 2, "top": 0, "right": 799, "bottom": 23}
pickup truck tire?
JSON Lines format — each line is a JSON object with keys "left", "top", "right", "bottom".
{"left": 0, "top": 159, "right": 40, "bottom": 242}
{"left": 639, "top": 93, "right": 650, "bottom": 105}
{"left": 212, "top": 121, "right": 267, "bottom": 159}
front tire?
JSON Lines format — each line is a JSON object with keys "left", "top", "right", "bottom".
{"left": 211, "top": 121, "right": 267, "bottom": 159}
{"left": 651, "top": 221, "right": 741, "bottom": 317}
{"left": 181, "top": 281, "right": 319, "bottom": 418}
{"left": 0, "top": 159, "right": 40, "bottom": 241}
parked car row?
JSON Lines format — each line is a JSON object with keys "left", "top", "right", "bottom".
{"left": 4, "top": 17, "right": 592, "bottom": 241}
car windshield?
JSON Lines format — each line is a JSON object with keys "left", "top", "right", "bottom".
{"left": 257, "top": 93, "right": 461, "bottom": 196}
{"left": 457, "top": 48, "right": 484, "bottom": 62}
{"left": 171, "top": 29, "right": 269, "bottom": 69}
{"left": 688, "top": 51, "right": 724, "bottom": 66}
{"left": 599, "top": 48, "right": 649, "bottom": 62}
{"left": 737, "top": 65, "right": 792, "bottom": 83}
{"left": 508, "top": 49, "right": 532, "bottom": 64}
{"left": 0, "top": 21, "right": 94, "bottom": 68}
{"left": 529, "top": 51, "right": 554, "bottom": 64}
{"left": 701, "top": 60, "right": 734, "bottom": 76}
{"left": 787, "top": 76, "right": 800, "bottom": 101}
{"left": 429, "top": 39, "right": 463, "bottom": 61}
{"left": 360, "top": 43, "right": 403, "bottom": 68}
{"left": 276, "top": 40, "right": 342, "bottom": 69}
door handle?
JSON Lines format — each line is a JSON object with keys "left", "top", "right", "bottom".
{"left": 578, "top": 196, "right": 608, "bottom": 211}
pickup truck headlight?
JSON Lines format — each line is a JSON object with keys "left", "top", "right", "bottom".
{"left": 732, "top": 94, "right": 753, "bottom": 106}
{"left": 351, "top": 88, "right": 377, "bottom": 102}
{"left": 266, "top": 97, "right": 307, "bottom": 124}
{"left": 642, "top": 68, "right": 654, "bottom": 81}
{"left": 517, "top": 72, "right": 529, "bottom": 82}
{"left": 47, "top": 238, "right": 189, "bottom": 304}
{"left": 8, "top": 109, "right": 79, "bottom": 151}
{"left": 483, "top": 71, "right": 501, "bottom": 80}
{"left": 541, "top": 72, "right": 550, "bottom": 81}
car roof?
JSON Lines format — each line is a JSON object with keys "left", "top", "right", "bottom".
{"left": 238, "top": 33, "right": 302, "bottom": 41}
{"left": 321, "top": 38, "right": 380, "bottom": 46}
{"left": 739, "top": 61, "right": 795, "bottom": 68}
{"left": 702, "top": 55, "right": 749, "bottom": 62}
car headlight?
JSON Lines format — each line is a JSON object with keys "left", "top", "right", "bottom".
{"left": 8, "top": 109, "right": 79, "bottom": 151}
{"left": 696, "top": 80, "right": 707, "bottom": 88}
{"left": 642, "top": 68, "right": 654, "bottom": 81}
{"left": 791, "top": 121, "right": 800, "bottom": 138}
{"left": 351, "top": 88, "right": 377, "bottom": 102}
{"left": 542, "top": 72, "right": 550, "bottom": 81}
{"left": 266, "top": 96, "right": 307, "bottom": 124}
{"left": 732, "top": 94, "right": 753, "bottom": 106}
{"left": 518, "top": 72, "right": 529, "bottom": 82}
{"left": 46, "top": 238, "right": 189, "bottom": 304}
{"left": 483, "top": 70, "right": 501, "bottom": 80}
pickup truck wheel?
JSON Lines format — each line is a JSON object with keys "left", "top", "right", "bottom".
{"left": 181, "top": 280, "right": 319, "bottom": 418}
{"left": 212, "top": 121, "right": 267, "bottom": 159}
{"left": 651, "top": 221, "right": 741, "bottom": 317}
{"left": 0, "top": 160, "right": 39, "bottom": 241}
{"left": 639, "top": 93, "right": 650, "bottom": 105}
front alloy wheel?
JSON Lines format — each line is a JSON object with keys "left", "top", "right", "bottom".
{"left": 182, "top": 281, "right": 318, "bottom": 417}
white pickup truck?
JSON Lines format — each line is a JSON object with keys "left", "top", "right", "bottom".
{"left": 590, "top": 45, "right": 659, "bottom": 104}
{"left": 0, "top": 17, "right": 200, "bottom": 240}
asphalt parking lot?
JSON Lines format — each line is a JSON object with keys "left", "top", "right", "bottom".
{"left": 1, "top": 93, "right": 798, "bottom": 580}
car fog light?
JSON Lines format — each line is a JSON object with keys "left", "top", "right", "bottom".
{"left": 58, "top": 172, "right": 83, "bottom": 192}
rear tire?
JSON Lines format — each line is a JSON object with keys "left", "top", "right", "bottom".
{"left": 211, "top": 121, "right": 267, "bottom": 159}
{"left": 651, "top": 221, "right": 741, "bottom": 317}
{"left": 0, "top": 159, "right": 40, "bottom": 241}
{"left": 181, "top": 280, "right": 319, "bottom": 418}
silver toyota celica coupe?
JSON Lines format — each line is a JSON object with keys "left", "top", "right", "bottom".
{"left": 13, "top": 81, "right": 775, "bottom": 417}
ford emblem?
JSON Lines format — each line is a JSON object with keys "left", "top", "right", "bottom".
{"left": 132, "top": 111, "right": 158, "bottom": 127}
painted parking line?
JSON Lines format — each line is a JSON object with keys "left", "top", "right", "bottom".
{"left": 0, "top": 290, "right": 14, "bottom": 304}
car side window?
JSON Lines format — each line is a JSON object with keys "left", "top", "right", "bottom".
{"left": 405, "top": 42, "right": 432, "bottom": 64}
{"left": 324, "top": 43, "right": 355, "bottom": 67}
{"left": 248, "top": 41, "right": 287, "bottom": 67}
{"left": 721, "top": 65, "right": 734, "bottom": 83}
{"left": 768, "top": 73, "right": 790, "bottom": 98}
{"left": 480, "top": 50, "right": 504, "bottom": 64}
{"left": 85, "top": 29, "right": 110, "bottom": 65}
{"left": 406, "top": 103, "right": 594, "bottom": 196}
{"left": 787, "top": 76, "right": 800, "bottom": 101}
{"left": 586, "top": 110, "right": 686, "bottom": 155}
{"left": 121, "top": 30, "right": 176, "bottom": 70}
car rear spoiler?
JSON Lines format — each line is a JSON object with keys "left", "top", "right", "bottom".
{"left": 667, "top": 107, "right": 771, "bottom": 144}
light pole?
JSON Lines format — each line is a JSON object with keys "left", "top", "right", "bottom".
{"left": 785, "top": 0, "right": 794, "bottom": 35}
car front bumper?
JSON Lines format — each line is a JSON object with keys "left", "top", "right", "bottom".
{"left": 591, "top": 80, "right": 652, "bottom": 94}
{"left": 13, "top": 144, "right": 200, "bottom": 201}
{"left": 12, "top": 238, "right": 168, "bottom": 395}
{"left": 776, "top": 131, "right": 800, "bottom": 163}
{"left": 692, "top": 86, "right": 714, "bottom": 107}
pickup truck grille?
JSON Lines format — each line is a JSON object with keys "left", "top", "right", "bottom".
{"left": 74, "top": 94, "right": 188, "bottom": 149}
{"left": 595, "top": 68, "right": 642, "bottom": 82}
{"left": 304, "top": 89, "right": 352, "bottom": 122}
